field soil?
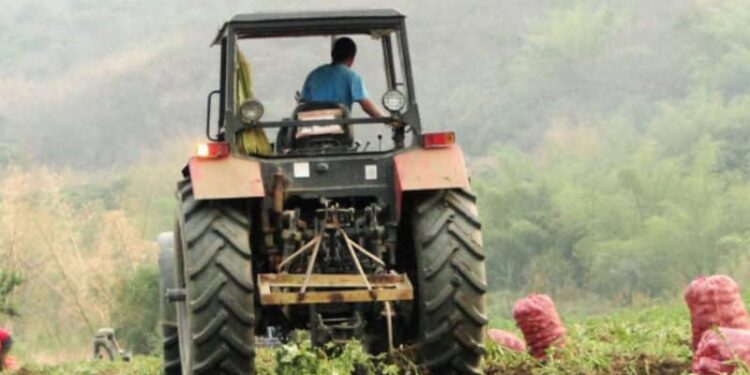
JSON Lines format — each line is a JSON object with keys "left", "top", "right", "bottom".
{"left": 5, "top": 305, "right": 715, "bottom": 375}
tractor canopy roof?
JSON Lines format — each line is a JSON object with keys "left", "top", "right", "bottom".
{"left": 212, "top": 9, "right": 405, "bottom": 44}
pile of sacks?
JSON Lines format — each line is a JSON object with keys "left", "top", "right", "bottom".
{"left": 686, "top": 275, "right": 750, "bottom": 374}
{"left": 685, "top": 275, "right": 750, "bottom": 350}
{"left": 485, "top": 275, "right": 750, "bottom": 373}
{"left": 487, "top": 294, "right": 566, "bottom": 359}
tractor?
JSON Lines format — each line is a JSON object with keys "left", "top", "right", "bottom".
{"left": 158, "top": 9, "right": 487, "bottom": 375}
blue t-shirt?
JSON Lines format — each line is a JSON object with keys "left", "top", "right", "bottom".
{"left": 301, "top": 63, "right": 368, "bottom": 110}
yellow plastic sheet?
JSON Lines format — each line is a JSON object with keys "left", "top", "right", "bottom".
{"left": 235, "top": 50, "right": 272, "bottom": 156}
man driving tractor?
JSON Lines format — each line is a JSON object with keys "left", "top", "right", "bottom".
{"left": 301, "top": 37, "right": 386, "bottom": 118}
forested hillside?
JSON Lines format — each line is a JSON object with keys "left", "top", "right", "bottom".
{"left": 2, "top": 0, "right": 750, "bottom": 366}
{"left": 1, "top": 0, "right": 569, "bottom": 167}
{"left": 475, "top": 0, "right": 750, "bottom": 308}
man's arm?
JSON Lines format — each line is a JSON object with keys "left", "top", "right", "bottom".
{"left": 358, "top": 99, "right": 386, "bottom": 118}
{"left": 350, "top": 71, "right": 385, "bottom": 118}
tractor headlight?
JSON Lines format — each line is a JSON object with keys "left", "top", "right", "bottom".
{"left": 382, "top": 90, "right": 406, "bottom": 113}
{"left": 239, "top": 99, "right": 264, "bottom": 124}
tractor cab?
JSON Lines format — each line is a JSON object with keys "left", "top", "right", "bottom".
{"left": 207, "top": 9, "right": 421, "bottom": 156}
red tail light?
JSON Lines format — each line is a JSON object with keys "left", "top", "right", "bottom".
{"left": 196, "top": 142, "right": 229, "bottom": 158}
{"left": 422, "top": 131, "right": 456, "bottom": 148}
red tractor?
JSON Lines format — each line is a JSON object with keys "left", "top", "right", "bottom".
{"left": 158, "top": 9, "right": 487, "bottom": 375}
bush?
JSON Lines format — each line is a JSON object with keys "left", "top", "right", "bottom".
{"left": 0, "top": 271, "right": 22, "bottom": 317}
{"left": 110, "top": 265, "right": 160, "bottom": 354}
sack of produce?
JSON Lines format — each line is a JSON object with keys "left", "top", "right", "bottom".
{"left": 693, "top": 327, "right": 750, "bottom": 374}
{"left": 513, "top": 294, "right": 566, "bottom": 359}
{"left": 487, "top": 328, "right": 526, "bottom": 352}
{"left": 3, "top": 355, "right": 18, "bottom": 370}
{"left": 685, "top": 275, "right": 750, "bottom": 350}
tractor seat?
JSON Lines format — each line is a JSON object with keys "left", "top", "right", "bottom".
{"left": 296, "top": 108, "right": 346, "bottom": 138}
{"left": 277, "top": 102, "right": 354, "bottom": 153}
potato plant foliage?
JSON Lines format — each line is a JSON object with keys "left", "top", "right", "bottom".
{"left": 9, "top": 304, "right": 750, "bottom": 375}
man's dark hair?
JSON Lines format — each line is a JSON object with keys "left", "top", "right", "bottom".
{"left": 331, "top": 37, "right": 357, "bottom": 63}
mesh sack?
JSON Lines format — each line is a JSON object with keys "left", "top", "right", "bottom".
{"left": 487, "top": 329, "right": 526, "bottom": 352}
{"left": 685, "top": 275, "right": 750, "bottom": 350}
{"left": 513, "top": 294, "right": 566, "bottom": 359}
{"left": 693, "top": 327, "right": 750, "bottom": 375}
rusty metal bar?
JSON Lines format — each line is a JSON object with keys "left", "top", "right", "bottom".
{"left": 257, "top": 273, "right": 414, "bottom": 306}
{"left": 340, "top": 229, "right": 372, "bottom": 291}
{"left": 278, "top": 235, "right": 320, "bottom": 270}
{"left": 385, "top": 301, "right": 394, "bottom": 353}
{"left": 300, "top": 236, "right": 323, "bottom": 294}
{"left": 259, "top": 273, "right": 407, "bottom": 287}
{"left": 339, "top": 230, "right": 386, "bottom": 267}
{"left": 272, "top": 172, "right": 285, "bottom": 214}
{"left": 260, "top": 286, "right": 412, "bottom": 305}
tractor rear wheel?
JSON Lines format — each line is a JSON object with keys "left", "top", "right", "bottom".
{"left": 158, "top": 232, "right": 181, "bottom": 375}
{"left": 412, "top": 189, "right": 487, "bottom": 375}
{"left": 177, "top": 180, "right": 256, "bottom": 375}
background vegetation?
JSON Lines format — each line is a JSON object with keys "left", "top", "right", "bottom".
{"left": 3, "top": 0, "right": 750, "bottom": 370}
{"left": 475, "top": 0, "right": 750, "bottom": 314}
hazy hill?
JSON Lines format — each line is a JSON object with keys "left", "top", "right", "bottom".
{"left": 0, "top": 0, "right": 688, "bottom": 167}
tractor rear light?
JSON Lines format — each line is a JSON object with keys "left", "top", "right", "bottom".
{"left": 422, "top": 131, "right": 456, "bottom": 148}
{"left": 196, "top": 142, "right": 229, "bottom": 158}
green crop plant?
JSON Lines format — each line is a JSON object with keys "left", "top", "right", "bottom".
{"left": 0, "top": 271, "right": 22, "bottom": 317}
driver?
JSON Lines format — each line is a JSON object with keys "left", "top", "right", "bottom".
{"left": 301, "top": 37, "right": 385, "bottom": 118}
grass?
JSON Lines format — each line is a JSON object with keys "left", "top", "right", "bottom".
{"left": 8, "top": 356, "right": 161, "bottom": 375}
{"left": 9, "top": 303, "right": 750, "bottom": 374}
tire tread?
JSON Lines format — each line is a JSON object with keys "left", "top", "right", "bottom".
{"left": 413, "top": 189, "right": 486, "bottom": 375}
{"left": 178, "top": 180, "right": 256, "bottom": 375}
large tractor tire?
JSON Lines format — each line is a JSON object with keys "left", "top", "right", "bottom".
{"left": 412, "top": 189, "right": 487, "bottom": 375}
{"left": 163, "top": 324, "right": 181, "bottom": 374}
{"left": 177, "top": 180, "right": 256, "bottom": 375}
{"left": 158, "top": 232, "right": 182, "bottom": 375}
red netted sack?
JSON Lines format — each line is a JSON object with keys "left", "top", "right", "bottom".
{"left": 693, "top": 328, "right": 750, "bottom": 374}
{"left": 3, "top": 355, "right": 18, "bottom": 370}
{"left": 685, "top": 275, "right": 750, "bottom": 350}
{"left": 513, "top": 294, "right": 566, "bottom": 359}
{"left": 487, "top": 329, "right": 526, "bottom": 352}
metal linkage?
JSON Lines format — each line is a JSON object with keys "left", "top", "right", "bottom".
{"left": 269, "top": 203, "right": 403, "bottom": 306}
{"left": 341, "top": 229, "right": 372, "bottom": 292}
{"left": 300, "top": 235, "right": 323, "bottom": 295}
{"left": 384, "top": 301, "right": 394, "bottom": 353}
{"left": 278, "top": 234, "right": 321, "bottom": 271}
{"left": 339, "top": 229, "right": 386, "bottom": 267}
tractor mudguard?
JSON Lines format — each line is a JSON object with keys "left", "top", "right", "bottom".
{"left": 188, "top": 156, "right": 265, "bottom": 200}
{"left": 394, "top": 144, "right": 470, "bottom": 192}
{"left": 393, "top": 144, "right": 470, "bottom": 215}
